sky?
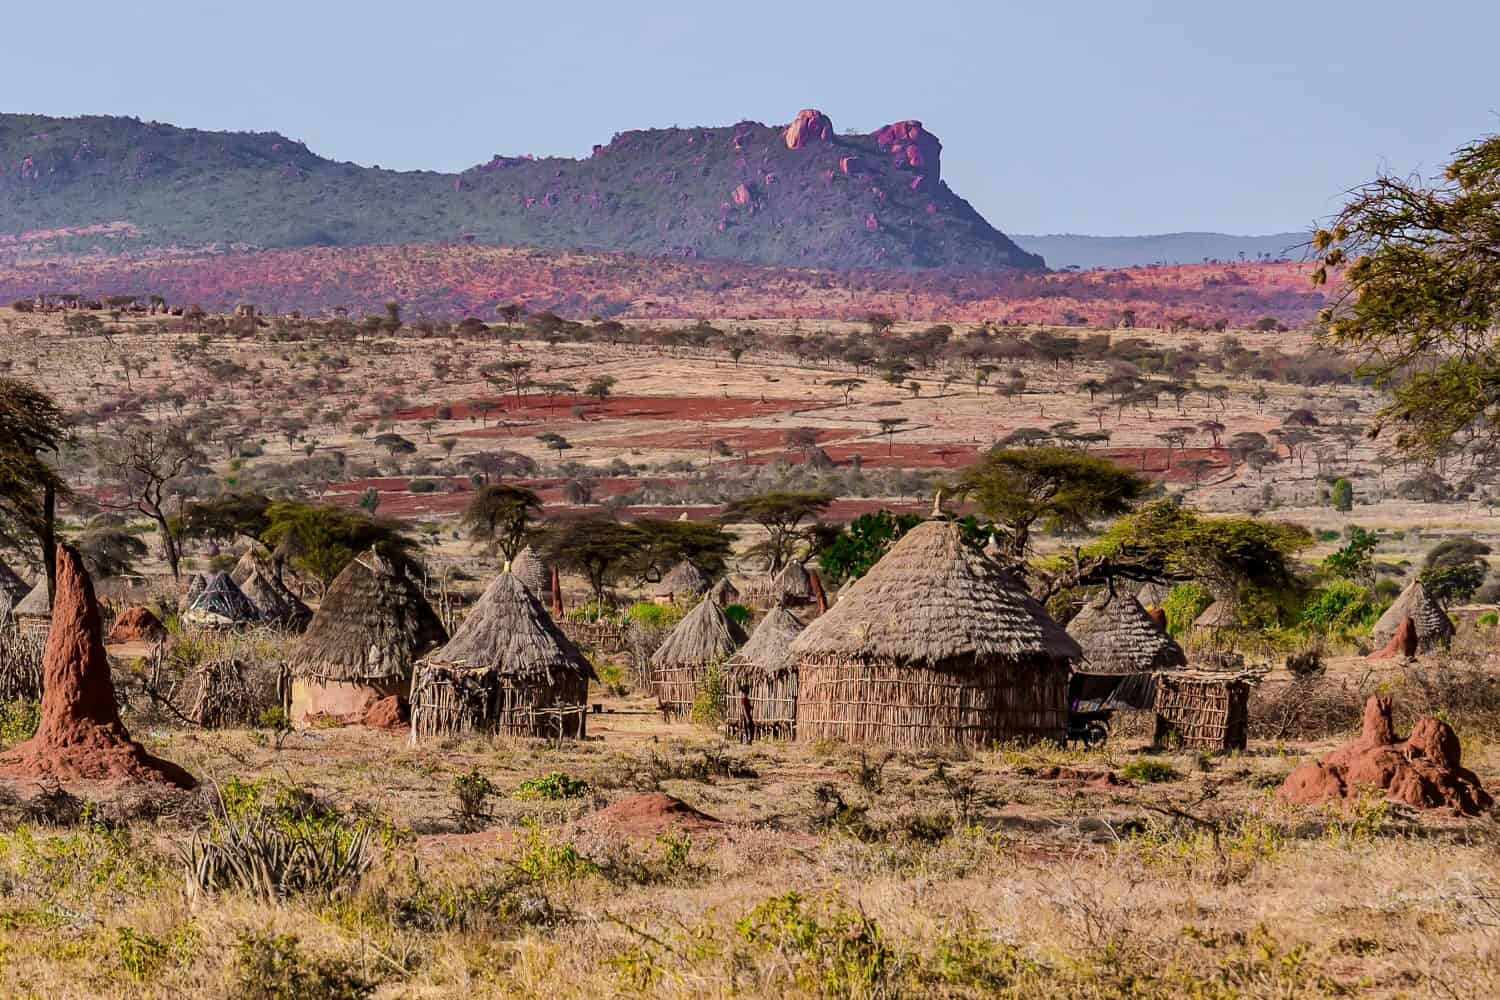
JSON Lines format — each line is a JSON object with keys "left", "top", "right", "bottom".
{"left": 6, "top": 1, "right": 1498, "bottom": 235}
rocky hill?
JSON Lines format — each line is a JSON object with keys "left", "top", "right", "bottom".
{"left": 0, "top": 110, "right": 1042, "bottom": 271}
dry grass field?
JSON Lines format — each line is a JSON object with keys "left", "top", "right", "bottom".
{"left": 2, "top": 305, "right": 1500, "bottom": 997}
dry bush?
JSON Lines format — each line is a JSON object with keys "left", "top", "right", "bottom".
{"left": 1250, "top": 663, "right": 1500, "bottom": 742}
{"left": 0, "top": 625, "right": 45, "bottom": 702}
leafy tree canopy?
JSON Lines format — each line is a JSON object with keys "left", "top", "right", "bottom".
{"left": 460, "top": 485, "right": 541, "bottom": 561}
{"left": 817, "top": 511, "right": 922, "bottom": 587}
{"left": 261, "top": 501, "right": 414, "bottom": 589}
{"left": 720, "top": 491, "right": 833, "bottom": 571}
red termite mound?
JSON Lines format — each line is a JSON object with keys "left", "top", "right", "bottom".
{"left": 362, "top": 695, "right": 409, "bottom": 732}
{"left": 0, "top": 546, "right": 195, "bottom": 788}
{"left": 1367, "top": 615, "right": 1418, "bottom": 660}
{"left": 106, "top": 606, "right": 167, "bottom": 645}
{"left": 590, "top": 793, "right": 721, "bottom": 837}
{"left": 1277, "top": 696, "right": 1490, "bottom": 816}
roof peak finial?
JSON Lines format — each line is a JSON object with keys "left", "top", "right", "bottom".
{"left": 931, "top": 488, "right": 946, "bottom": 520}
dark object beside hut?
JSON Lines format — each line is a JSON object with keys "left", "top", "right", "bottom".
{"left": 1152, "top": 671, "right": 1253, "bottom": 751}
{"left": 411, "top": 571, "right": 595, "bottom": 741}
{"left": 183, "top": 572, "right": 261, "bottom": 629}
{"left": 240, "top": 565, "right": 312, "bottom": 630}
{"left": 1370, "top": 580, "right": 1453, "bottom": 654}
{"left": 1067, "top": 586, "right": 1186, "bottom": 711}
{"left": 725, "top": 604, "right": 804, "bottom": 738}
{"left": 789, "top": 520, "right": 1080, "bottom": 748}
{"left": 650, "top": 598, "right": 746, "bottom": 717}
{"left": 286, "top": 549, "right": 447, "bottom": 727}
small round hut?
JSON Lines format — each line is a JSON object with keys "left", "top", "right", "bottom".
{"left": 182, "top": 572, "right": 261, "bottom": 629}
{"left": 650, "top": 597, "right": 746, "bottom": 717}
{"left": 286, "top": 549, "right": 448, "bottom": 727}
{"left": 708, "top": 576, "right": 740, "bottom": 607}
{"left": 789, "top": 520, "right": 1080, "bottom": 748}
{"left": 240, "top": 565, "right": 312, "bottom": 630}
{"left": 1066, "top": 586, "right": 1187, "bottom": 710}
{"left": 410, "top": 571, "right": 596, "bottom": 741}
{"left": 13, "top": 576, "right": 51, "bottom": 636}
{"left": 1371, "top": 580, "right": 1454, "bottom": 654}
{"left": 1135, "top": 580, "right": 1172, "bottom": 611}
{"left": 654, "top": 561, "right": 710, "bottom": 603}
{"left": 0, "top": 558, "right": 29, "bottom": 614}
{"left": 774, "top": 561, "right": 814, "bottom": 606}
{"left": 178, "top": 573, "right": 207, "bottom": 612}
{"left": 725, "top": 604, "right": 804, "bottom": 738}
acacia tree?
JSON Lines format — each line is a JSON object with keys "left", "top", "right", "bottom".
{"left": 460, "top": 485, "right": 541, "bottom": 560}
{"left": 1316, "top": 131, "right": 1500, "bottom": 460}
{"left": 952, "top": 447, "right": 1147, "bottom": 560}
{"left": 533, "top": 514, "right": 640, "bottom": 604}
{"left": 0, "top": 379, "right": 71, "bottom": 592}
{"left": 97, "top": 426, "right": 198, "bottom": 579}
{"left": 721, "top": 491, "right": 833, "bottom": 571}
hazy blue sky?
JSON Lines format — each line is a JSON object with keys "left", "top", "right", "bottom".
{"left": 7, "top": 1, "right": 1497, "bottom": 235}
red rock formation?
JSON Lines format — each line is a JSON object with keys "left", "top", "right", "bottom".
{"left": 874, "top": 120, "right": 942, "bottom": 184}
{"left": 0, "top": 546, "right": 195, "bottom": 788}
{"left": 784, "top": 109, "right": 834, "bottom": 150}
{"left": 1277, "top": 696, "right": 1491, "bottom": 815}
{"left": 1368, "top": 615, "right": 1418, "bottom": 660}
{"left": 106, "top": 606, "right": 167, "bottom": 645}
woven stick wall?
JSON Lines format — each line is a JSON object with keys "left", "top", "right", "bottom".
{"left": 652, "top": 664, "right": 703, "bottom": 719}
{"left": 725, "top": 670, "right": 798, "bottom": 737}
{"left": 411, "top": 664, "right": 588, "bottom": 740}
{"left": 560, "top": 620, "right": 630, "bottom": 657}
{"left": 1151, "top": 672, "right": 1251, "bottom": 751}
{"left": 796, "top": 656, "right": 1068, "bottom": 748}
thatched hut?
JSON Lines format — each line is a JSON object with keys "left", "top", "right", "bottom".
{"left": 708, "top": 576, "right": 740, "bottom": 607}
{"left": 410, "top": 571, "right": 596, "bottom": 741}
{"left": 1152, "top": 671, "right": 1253, "bottom": 751}
{"left": 725, "top": 604, "right": 804, "bottom": 738}
{"left": 789, "top": 520, "right": 1080, "bottom": 748}
{"left": 230, "top": 548, "right": 265, "bottom": 587}
{"left": 1192, "top": 599, "right": 1236, "bottom": 634}
{"left": 286, "top": 550, "right": 448, "bottom": 726}
{"left": 179, "top": 573, "right": 206, "bottom": 612}
{"left": 1370, "top": 580, "right": 1454, "bottom": 654}
{"left": 13, "top": 576, "right": 51, "bottom": 636}
{"left": 654, "top": 561, "right": 710, "bottom": 603}
{"left": 511, "top": 546, "right": 550, "bottom": 598}
{"left": 1135, "top": 580, "right": 1172, "bottom": 610}
{"left": 0, "top": 558, "right": 28, "bottom": 612}
{"left": 774, "top": 561, "right": 814, "bottom": 605}
{"left": 1067, "top": 586, "right": 1186, "bottom": 710}
{"left": 650, "top": 597, "right": 746, "bottom": 717}
{"left": 182, "top": 572, "right": 261, "bottom": 629}
{"left": 240, "top": 565, "right": 312, "bottom": 630}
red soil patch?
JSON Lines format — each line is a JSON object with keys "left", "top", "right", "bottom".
{"left": 1278, "top": 696, "right": 1492, "bottom": 816}
{"left": 589, "top": 793, "right": 722, "bottom": 837}
{"left": 106, "top": 606, "right": 166, "bottom": 644}
{"left": 0, "top": 547, "right": 195, "bottom": 788}
{"left": 363, "top": 696, "right": 410, "bottom": 732}
{"left": 400, "top": 394, "right": 808, "bottom": 424}
{"left": 1035, "top": 765, "right": 1129, "bottom": 789}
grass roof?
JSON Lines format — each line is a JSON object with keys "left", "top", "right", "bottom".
{"left": 239, "top": 565, "right": 312, "bottom": 628}
{"left": 725, "top": 605, "right": 805, "bottom": 682}
{"left": 288, "top": 549, "right": 448, "bottom": 682}
{"left": 183, "top": 572, "right": 261, "bottom": 626}
{"left": 1371, "top": 579, "right": 1454, "bottom": 646}
{"left": 1067, "top": 588, "right": 1186, "bottom": 675}
{"left": 790, "top": 520, "right": 1080, "bottom": 670}
{"left": 510, "top": 545, "right": 550, "bottom": 598}
{"left": 423, "top": 570, "right": 594, "bottom": 684}
{"left": 651, "top": 597, "right": 747, "bottom": 669}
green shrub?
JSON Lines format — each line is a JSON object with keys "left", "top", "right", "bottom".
{"left": 1331, "top": 478, "right": 1354, "bottom": 512}
{"left": 452, "top": 768, "right": 496, "bottom": 828}
{"left": 407, "top": 478, "right": 438, "bottom": 493}
{"left": 595, "top": 660, "right": 629, "bottom": 697}
{"left": 722, "top": 603, "right": 752, "bottom": 626}
{"left": 624, "top": 601, "right": 679, "bottom": 629}
{"left": 1162, "top": 582, "right": 1214, "bottom": 637}
{"left": 233, "top": 932, "right": 374, "bottom": 1000}
{"left": 690, "top": 662, "right": 728, "bottom": 728}
{"left": 513, "top": 771, "right": 589, "bottom": 801}
{"left": 0, "top": 700, "right": 40, "bottom": 746}
{"left": 1299, "top": 579, "right": 1379, "bottom": 638}
{"left": 736, "top": 891, "right": 897, "bottom": 996}
{"left": 1121, "top": 758, "right": 1180, "bottom": 783}
{"left": 1479, "top": 611, "right": 1498, "bottom": 627}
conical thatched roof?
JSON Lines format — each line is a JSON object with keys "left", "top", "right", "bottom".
{"left": 0, "top": 558, "right": 28, "bottom": 608}
{"left": 790, "top": 520, "right": 1081, "bottom": 669}
{"left": 179, "top": 573, "right": 206, "bottom": 611}
{"left": 13, "top": 575, "right": 50, "bottom": 620}
{"left": 1067, "top": 588, "right": 1186, "bottom": 674}
{"left": 651, "top": 596, "right": 747, "bottom": 669}
{"left": 655, "top": 560, "right": 710, "bottom": 599}
{"left": 183, "top": 572, "right": 261, "bottom": 627}
{"left": 230, "top": 548, "right": 266, "bottom": 587}
{"left": 708, "top": 576, "right": 740, "bottom": 606}
{"left": 1135, "top": 580, "right": 1172, "bottom": 609}
{"left": 240, "top": 565, "right": 312, "bottom": 628}
{"left": 775, "top": 561, "right": 813, "bottom": 601}
{"left": 725, "top": 605, "right": 804, "bottom": 682}
{"left": 423, "top": 571, "right": 594, "bottom": 684}
{"left": 1371, "top": 580, "right": 1454, "bottom": 649}
{"left": 1192, "top": 599, "right": 1236, "bottom": 630}
{"left": 510, "top": 546, "right": 550, "bottom": 598}
{"left": 288, "top": 549, "right": 448, "bottom": 682}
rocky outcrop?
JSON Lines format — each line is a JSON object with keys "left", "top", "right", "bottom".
{"left": 874, "top": 120, "right": 941, "bottom": 185}
{"left": 0, "top": 546, "right": 195, "bottom": 788}
{"left": 1278, "top": 696, "right": 1491, "bottom": 816}
{"left": 784, "top": 109, "right": 834, "bottom": 150}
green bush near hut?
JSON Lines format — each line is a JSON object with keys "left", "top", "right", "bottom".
{"left": 513, "top": 772, "right": 589, "bottom": 801}
{"left": 690, "top": 662, "right": 729, "bottom": 728}
{"left": 1121, "top": 758, "right": 1180, "bottom": 784}
{"left": 1162, "top": 583, "right": 1213, "bottom": 637}
{"left": 722, "top": 603, "right": 752, "bottom": 627}
{"left": 624, "top": 602, "right": 681, "bottom": 629}
{"left": 0, "top": 700, "right": 40, "bottom": 747}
